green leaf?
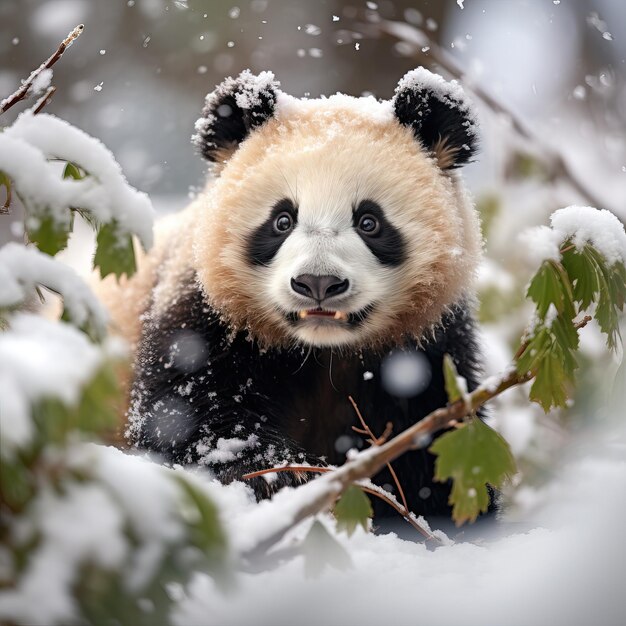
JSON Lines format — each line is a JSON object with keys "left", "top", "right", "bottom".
{"left": 302, "top": 520, "right": 351, "bottom": 578}
{"left": 63, "top": 161, "right": 87, "bottom": 180}
{"left": 26, "top": 212, "right": 70, "bottom": 256}
{"left": 517, "top": 316, "right": 579, "bottom": 412}
{"left": 333, "top": 485, "right": 372, "bottom": 536}
{"left": 94, "top": 221, "right": 137, "bottom": 280}
{"left": 430, "top": 417, "right": 517, "bottom": 526}
{"left": 561, "top": 245, "right": 598, "bottom": 310}
{"left": 443, "top": 353, "right": 465, "bottom": 404}
{"left": 526, "top": 260, "right": 575, "bottom": 320}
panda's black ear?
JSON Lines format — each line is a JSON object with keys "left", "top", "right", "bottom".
{"left": 192, "top": 69, "right": 279, "bottom": 165}
{"left": 392, "top": 67, "right": 478, "bottom": 170}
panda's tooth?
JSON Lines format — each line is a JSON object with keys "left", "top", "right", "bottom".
{"left": 299, "top": 310, "right": 308, "bottom": 319}
{"left": 334, "top": 311, "right": 347, "bottom": 320}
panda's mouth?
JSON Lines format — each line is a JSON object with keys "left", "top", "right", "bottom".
{"left": 284, "top": 305, "right": 373, "bottom": 327}
{"left": 299, "top": 309, "right": 348, "bottom": 321}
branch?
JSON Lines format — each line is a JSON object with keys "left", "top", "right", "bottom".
{"left": 240, "top": 315, "right": 592, "bottom": 559}
{"left": 0, "top": 24, "right": 84, "bottom": 115}
{"left": 375, "top": 20, "right": 609, "bottom": 214}
{"left": 32, "top": 86, "right": 57, "bottom": 115}
{"left": 242, "top": 465, "right": 440, "bottom": 544}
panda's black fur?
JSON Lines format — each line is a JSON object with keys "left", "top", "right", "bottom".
{"left": 131, "top": 273, "right": 486, "bottom": 525}
{"left": 126, "top": 67, "right": 493, "bottom": 530}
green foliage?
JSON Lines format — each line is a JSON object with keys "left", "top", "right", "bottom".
{"left": 517, "top": 244, "right": 626, "bottom": 411}
{"left": 562, "top": 246, "right": 626, "bottom": 350}
{"left": 94, "top": 220, "right": 137, "bottom": 280}
{"left": 3, "top": 158, "right": 143, "bottom": 284}
{"left": 302, "top": 520, "right": 351, "bottom": 578}
{"left": 430, "top": 418, "right": 517, "bottom": 526}
{"left": 443, "top": 353, "right": 465, "bottom": 404}
{"left": 26, "top": 211, "right": 71, "bottom": 256}
{"left": 333, "top": 485, "right": 373, "bottom": 536}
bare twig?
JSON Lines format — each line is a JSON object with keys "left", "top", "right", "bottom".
{"left": 348, "top": 396, "right": 411, "bottom": 516}
{"left": 376, "top": 20, "right": 609, "bottom": 213}
{"left": 0, "top": 24, "right": 84, "bottom": 115}
{"left": 32, "top": 86, "right": 57, "bottom": 114}
{"left": 240, "top": 315, "right": 593, "bottom": 559}
{"left": 241, "top": 464, "right": 440, "bottom": 543}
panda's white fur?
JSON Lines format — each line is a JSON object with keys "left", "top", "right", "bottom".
{"left": 101, "top": 79, "right": 481, "bottom": 352}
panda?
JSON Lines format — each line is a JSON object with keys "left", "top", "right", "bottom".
{"left": 100, "top": 66, "right": 488, "bottom": 528}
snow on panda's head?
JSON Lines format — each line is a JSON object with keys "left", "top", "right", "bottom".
{"left": 192, "top": 68, "right": 482, "bottom": 348}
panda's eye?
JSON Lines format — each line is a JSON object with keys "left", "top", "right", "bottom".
{"left": 357, "top": 214, "right": 380, "bottom": 236}
{"left": 274, "top": 212, "right": 294, "bottom": 234}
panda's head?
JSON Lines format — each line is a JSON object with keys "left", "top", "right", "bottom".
{"left": 192, "top": 68, "right": 482, "bottom": 349}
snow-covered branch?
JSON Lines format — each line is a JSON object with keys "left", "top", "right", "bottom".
{"left": 0, "top": 24, "right": 83, "bottom": 114}
{"left": 1, "top": 111, "right": 154, "bottom": 250}
{"left": 0, "top": 243, "right": 108, "bottom": 337}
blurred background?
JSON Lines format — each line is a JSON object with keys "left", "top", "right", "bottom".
{"left": 1, "top": 0, "right": 625, "bottom": 509}
{"left": 1, "top": 0, "right": 624, "bottom": 207}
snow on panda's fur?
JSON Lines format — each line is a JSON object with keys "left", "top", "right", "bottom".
{"left": 100, "top": 67, "right": 489, "bottom": 524}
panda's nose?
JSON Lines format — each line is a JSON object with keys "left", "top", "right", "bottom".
{"left": 291, "top": 274, "right": 349, "bottom": 301}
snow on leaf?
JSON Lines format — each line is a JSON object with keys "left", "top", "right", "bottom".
{"left": 1, "top": 111, "right": 154, "bottom": 250}
{"left": 333, "top": 485, "right": 372, "bottom": 536}
{"left": 430, "top": 417, "right": 517, "bottom": 526}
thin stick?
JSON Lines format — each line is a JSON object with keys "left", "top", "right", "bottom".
{"left": 241, "top": 465, "right": 439, "bottom": 543}
{"left": 32, "top": 86, "right": 57, "bottom": 114}
{"left": 376, "top": 20, "right": 609, "bottom": 213}
{"left": 348, "top": 395, "right": 410, "bottom": 515}
{"left": 0, "top": 24, "right": 84, "bottom": 115}
{"left": 240, "top": 315, "right": 593, "bottom": 559}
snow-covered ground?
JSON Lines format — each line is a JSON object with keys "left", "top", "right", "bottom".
{"left": 174, "top": 421, "right": 626, "bottom": 626}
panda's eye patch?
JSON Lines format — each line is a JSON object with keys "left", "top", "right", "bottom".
{"left": 353, "top": 199, "right": 406, "bottom": 267}
{"left": 274, "top": 212, "right": 294, "bottom": 234}
{"left": 357, "top": 214, "right": 380, "bottom": 236}
{"left": 247, "top": 198, "right": 298, "bottom": 266}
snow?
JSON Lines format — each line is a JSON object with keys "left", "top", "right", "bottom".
{"left": 1, "top": 111, "right": 154, "bottom": 249}
{"left": 0, "top": 443, "right": 229, "bottom": 624}
{"left": 276, "top": 91, "right": 394, "bottom": 124}
{"left": 518, "top": 224, "right": 561, "bottom": 272}
{"left": 29, "top": 68, "right": 53, "bottom": 96}
{"left": 550, "top": 206, "right": 626, "bottom": 266}
{"left": 0, "top": 482, "right": 126, "bottom": 624}
{"left": 518, "top": 206, "right": 626, "bottom": 273}
{"left": 0, "top": 314, "right": 119, "bottom": 456}
{"left": 0, "top": 242, "right": 108, "bottom": 334}
{"left": 171, "top": 425, "right": 626, "bottom": 626}
{"left": 198, "top": 434, "right": 260, "bottom": 465}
